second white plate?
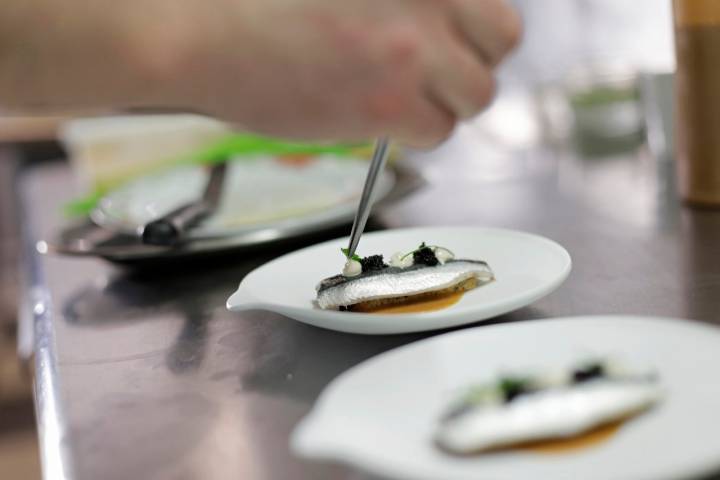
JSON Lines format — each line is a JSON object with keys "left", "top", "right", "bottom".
{"left": 226, "top": 226, "right": 572, "bottom": 334}
{"left": 290, "top": 316, "right": 720, "bottom": 480}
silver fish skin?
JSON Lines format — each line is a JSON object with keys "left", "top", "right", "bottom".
{"left": 315, "top": 259, "right": 493, "bottom": 310}
{"left": 435, "top": 378, "right": 662, "bottom": 454}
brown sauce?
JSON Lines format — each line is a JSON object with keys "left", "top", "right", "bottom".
{"left": 365, "top": 291, "right": 465, "bottom": 314}
{"left": 514, "top": 420, "right": 624, "bottom": 454}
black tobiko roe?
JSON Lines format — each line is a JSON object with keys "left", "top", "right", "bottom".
{"left": 413, "top": 243, "right": 439, "bottom": 266}
{"left": 572, "top": 363, "right": 605, "bottom": 383}
{"left": 360, "top": 254, "right": 388, "bottom": 272}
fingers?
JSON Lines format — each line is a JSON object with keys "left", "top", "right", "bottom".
{"left": 424, "top": 30, "right": 497, "bottom": 120}
{"left": 368, "top": 40, "right": 494, "bottom": 146}
{"left": 361, "top": 0, "right": 522, "bottom": 147}
{"left": 359, "top": 27, "right": 457, "bottom": 147}
{"left": 374, "top": 92, "right": 456, "bottom": 148}
{"left": 449, "top": 0, "right": 523, "bottom": 66}
{"left": 409, "top": 0, "right": 520, "bottom": 141}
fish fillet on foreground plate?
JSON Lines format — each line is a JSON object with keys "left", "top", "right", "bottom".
{"left": 315, "top": 243, "right": 494, "bottom": 312}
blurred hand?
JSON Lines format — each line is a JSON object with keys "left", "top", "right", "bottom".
{"left": 0, "top": 0, "right": 521, "bottom": 147}
{"left": 146, "top": 0, "right": 522, "bottom": 146}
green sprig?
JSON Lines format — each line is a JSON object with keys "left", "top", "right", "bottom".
{"left": 341, "top": 248, "right": 361, "bottom": 262}
{"left": 400, "top": 242, "right": 428, "bottom": 261}
{"left": 399, "top": 242, "right": 455, "bottom": 261}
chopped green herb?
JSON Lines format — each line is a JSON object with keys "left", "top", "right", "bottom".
{"left": 499, "top": 377, "right": 532, "bottom": 402}
{"left": 340, "top": 247, "right": 362, "bottom": 262}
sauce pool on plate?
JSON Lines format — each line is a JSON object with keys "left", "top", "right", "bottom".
{"left": 356, "top": 291, "right": 466, "bottom": 314}
{"left": 515, "top": 420, "right": 624, "bottom": 454}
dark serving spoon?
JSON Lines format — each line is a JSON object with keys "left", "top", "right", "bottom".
{"left": 141, "top": 162, "right": 227, "bottom": 246}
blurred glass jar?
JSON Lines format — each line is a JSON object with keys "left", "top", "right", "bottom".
{"left": 534, "top": 64, "right": 645, "bottom": 157}
{"left": 565, "top": 65, "right": 645, "bottom": 156}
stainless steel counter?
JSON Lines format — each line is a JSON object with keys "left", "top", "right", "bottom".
{"left": 16, "top": 123, "right": 720, "bottom": 480}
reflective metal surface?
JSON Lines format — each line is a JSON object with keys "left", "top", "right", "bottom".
{"left": 17, "top": 125, "right": 720, "bottom": 479}
{"left": 17, "top": 166, "right": 75, "bottom": 480}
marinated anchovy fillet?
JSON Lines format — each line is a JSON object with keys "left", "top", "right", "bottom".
{"left": 435, "top": 361, "right": 662, "bottom": 454}
{"left": 316, "top": 259, "right": 493, "bottom": 310}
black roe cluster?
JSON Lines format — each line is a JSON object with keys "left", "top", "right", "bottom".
{"left": 500, "top": 363, "right": 608, "bottom": 404}
{"left": 360, "top": 255, "right": 388, "bottom": 273}
{"left": 413, "top": 243, "right": 439, "bottom": 266}
{"left": 572, "top": 363, "right": 605, "bottom": 383}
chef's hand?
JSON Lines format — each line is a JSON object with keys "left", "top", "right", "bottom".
{"left": 174, "top": 0, "right": 522, "bottom": 146}
{"left": 0, "top": 0, "right": 521, "bottom": 147}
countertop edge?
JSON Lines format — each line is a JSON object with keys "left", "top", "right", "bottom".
{"left": 17, "top": 164, "right": 76, "bottom": 480}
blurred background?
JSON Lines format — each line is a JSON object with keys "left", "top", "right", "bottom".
{"left": 0, "top": 1, "right": 675, "bottom": 478}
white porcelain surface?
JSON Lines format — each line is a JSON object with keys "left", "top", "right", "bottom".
{"left": 94, "top": 155, "right": 395, "bottom": 239}
{"left": 292, "top": 316, "right": 720, "bottom": 480}
{"left": 227, "top": 227, "right": 572, "bottom": 334}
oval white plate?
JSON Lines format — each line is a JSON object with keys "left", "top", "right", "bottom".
{"left": 93, "top": 155, "right": 395, "bottom": 239}
{"left": 291, "top": 316, "right": 720, "bottom": 480}
{"left": 226, "top": 227, "right": 571, "bottom": 334}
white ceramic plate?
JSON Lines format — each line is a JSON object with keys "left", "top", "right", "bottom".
{"left": 226, "top": 227, "right": 571, "bottom": 334}
{"left": 292, "top": 316, "right": 720, "bottom": 480}
{"left": 93, "top": 155, "right": 395, "bottom": 239}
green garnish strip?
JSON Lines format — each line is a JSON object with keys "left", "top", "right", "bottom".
{"left": 177, "top": 134, "right": 368, "bottom": 168}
